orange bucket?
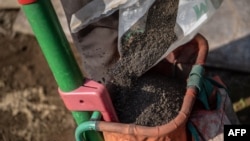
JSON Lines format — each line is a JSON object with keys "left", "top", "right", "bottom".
{"left": 94, "top": 33, "right": 208, "bottom": 141}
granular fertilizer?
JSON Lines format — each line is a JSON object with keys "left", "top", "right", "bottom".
{"left": 110, "top": 0, "right": 179, "bottom": 85}
{"left": 109, "top": 72, "right": 185, "bottom": 126}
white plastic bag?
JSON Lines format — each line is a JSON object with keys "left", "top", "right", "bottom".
{"left": 70, "top": 0, "right": 140, "bottom": 33}
{"left": 69, "top": 0, "right": 223, "bottom": 74}
{"left": 118, "top": 0, "right": 224, "bottom": 72}
{"left": 153, "top": 0, "right": 223, "bottom": 68}
{"left": 118, "top": 0, "right": 155, "bottom": 50}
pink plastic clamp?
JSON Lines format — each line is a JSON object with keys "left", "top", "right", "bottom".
{"left": 58, "top": 80, "right": 118, "bottom": 122}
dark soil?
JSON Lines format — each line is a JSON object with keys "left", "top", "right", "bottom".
{"left": 110, "top": 0, "right": 179, "bottom": 85}
{"left": 110, "top": 72, "right": 186, "bottom": 126}
{"left": 108, "top": 0, "right": 181, "bottom": 127}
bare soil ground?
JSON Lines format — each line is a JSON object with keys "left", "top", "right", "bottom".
{"left": 0, "top": 9, "right": 75, "bottom": 141}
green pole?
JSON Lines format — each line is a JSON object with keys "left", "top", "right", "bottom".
{"left": 20, "top": 0, "right": 103, "bottom": 140}
{"left": 22, "top": 1, "right": 82, "bottom": 92}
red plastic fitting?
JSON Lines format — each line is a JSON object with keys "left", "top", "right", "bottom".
{"left": 18, "top": 0, "right": 37, "bottom": 5}
{"left": 58, "top": 80, "right": 118, "bottom": 122}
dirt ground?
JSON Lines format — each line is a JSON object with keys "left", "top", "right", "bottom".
{"left": 0, "top": 10, "right": 75, "bottom": 141}
{"left": 0, "top": 8, "right": 250, "bottom": 141}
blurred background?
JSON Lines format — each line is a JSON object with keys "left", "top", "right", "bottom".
{"left": 0, "top": 0, "right": 250, "bottom": 141}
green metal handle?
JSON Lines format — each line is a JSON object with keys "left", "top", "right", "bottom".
{"left": 75, "top": 112, "right": 102, "bottom": 141}
{"left": 20, "top": 0, "right": 103, "bottom": 140}
{"left": 22, "top": 0, "right": 83, "bottom": 92}
{"left": 90, "top": 111, "right": 102, "bottom": 121}
{"left": 75, "top": 121, "right": 98, "bottom": 141}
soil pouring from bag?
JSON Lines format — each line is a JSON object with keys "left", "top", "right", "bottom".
{"left": 109, "top": 0, "right": 184, "bottom": 126}
{"left": 110, "top": 0, "right": 179, "bottom": 85}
